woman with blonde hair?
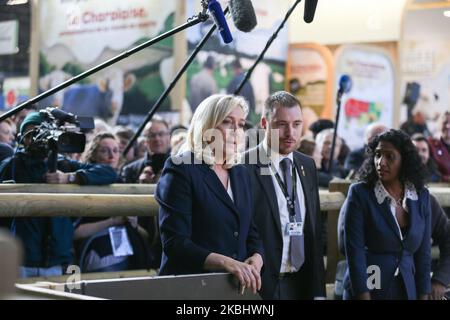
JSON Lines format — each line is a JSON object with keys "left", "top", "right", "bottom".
{"left": 156, "top": 94, "right": 264, "bottom": 294}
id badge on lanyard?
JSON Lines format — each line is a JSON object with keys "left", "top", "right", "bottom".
{"left": 285, "top": 221, "right": 303, "bottom": 236}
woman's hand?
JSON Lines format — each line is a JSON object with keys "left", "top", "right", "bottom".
{"left": 204, "top": 253, "right": 262, "bottom": 294}
{"left": 110, "top": 216, "right": 127, "bottom": 226}
{"left": 244, "top": 253, "right": 263, "bottom": 274}
{"left": 223, "top": 257, "right": 261, "bottom": 294}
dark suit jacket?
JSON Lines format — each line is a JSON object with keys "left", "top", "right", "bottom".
{"left": 244, "top": 145, "right": 326, "bottom": 299}
{"left": 343, "top": 182, "right": 431, "bottom": 300}
{"left": 429, "top": 194, "right": 450, "bottom": 287}
{"left": 338, "top": 192, "right": 450, "bottom": 292}
{"left": 120, "top": 152, "right": 170, "bottom": 183}
{"left": 155, "top": 152, "right": 264, "bottom": 276}
{"left": 120, "top": 153, "right": 150, "bottom": 183}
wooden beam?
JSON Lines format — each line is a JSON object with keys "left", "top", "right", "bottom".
{"left": 0, "top": 193, "right": 159, "bottom": 217}
{"left": 0, "top": 184, "right": 156, "bottom": 194}
{"left": 429, "top": 187, "right": 450, "bottom": 207}
{"left": 319, "top": 190, "right": 346, "bottom": 211}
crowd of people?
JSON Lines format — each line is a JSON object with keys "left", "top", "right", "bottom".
{"left": 0, "top": 93, "right": 449, "bottom": 300}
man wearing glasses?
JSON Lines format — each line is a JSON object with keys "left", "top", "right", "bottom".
{"left": 120, "top": 116, "right": 171, "bottom": 184}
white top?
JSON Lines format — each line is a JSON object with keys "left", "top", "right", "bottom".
{"left": 227, "top": 180, "right": 234, "bottom": 203}
{"left": 262, "top": 140, "right": 306, "bottom": 273}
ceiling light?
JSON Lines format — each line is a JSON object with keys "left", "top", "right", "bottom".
{"left": 444, "top": 10, "right": 450, "bottom": 17}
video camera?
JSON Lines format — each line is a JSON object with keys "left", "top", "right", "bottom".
{"left": 24, "top": 107, "right": 94, "bottom": 160}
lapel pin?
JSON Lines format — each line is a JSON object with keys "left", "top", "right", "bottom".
{"left": 301, "top": 165, "right": 306, "bottom": 177}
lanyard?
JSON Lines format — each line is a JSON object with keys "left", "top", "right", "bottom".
{"left": 271, "top": 161, "right": 297, "bottom": 217}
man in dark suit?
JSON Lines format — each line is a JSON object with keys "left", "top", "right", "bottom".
{"left": 245, "top": 91, "right": 326, "bottom": 299}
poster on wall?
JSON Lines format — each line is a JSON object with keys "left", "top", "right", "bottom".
{"left": 334, "top": 45, "right": 395, "bottom": 150}
{"left": 286, "top": 43, "right": 334, "bottom": 136}
{"left": 38, "top": 0, "right": 176, "bottom": 127}
{"left": 0, "top": 77, "right": 30, "bottom": 111}
{"left": 0, "top": 20, "right": 19, "bottom": 56}
{"left": 185, "top": 0, "right": 290, "bottom": 125}
{"left": 401, "top": 40, "right": 450, "bottom": 137}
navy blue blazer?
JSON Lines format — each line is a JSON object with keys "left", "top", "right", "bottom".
{"left": 343, "top": 182, "right": 432, "bottom": 300}
{"left": 155, "top": 152, "right": 264, "bottom": 276}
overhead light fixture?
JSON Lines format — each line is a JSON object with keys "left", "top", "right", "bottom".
{"left": 444, "top": 10, "right": 450, "bottom": 17}
{"left": 6, "top": 0, "right": 28, "bottom": 5}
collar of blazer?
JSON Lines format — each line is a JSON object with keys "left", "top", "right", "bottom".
{"left": 374, "top": 180, "right": 418, "bottom": 209}
{"left": 374, "top": 180, "right": 420, "bottom": 241}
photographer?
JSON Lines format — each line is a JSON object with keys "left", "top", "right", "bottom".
{"left": 0, "top": 111, "right": 117, "bottom": 278}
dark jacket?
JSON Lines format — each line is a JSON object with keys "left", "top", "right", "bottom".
{"left": 120, "top": 151, "right": 170, "bottom": 183}
{"left": 155, "top": 152, "right": 264, "bottom": 276}
{"left": 0, "top": 142, "right": 13, "bottom": 163}
{"left": 342, "top": 182, "right": 431, "bottom": 300}
{"left": 338, "top": 192, "right": 450, "bottom": 290}
{"left": 344, "top": 146, "right": 365, "bottom": 173}
{"left": 429, "top": 194, "right": 450, "bottom": 287}
{"left": 244, "top": 146, "right": 326, "bottom": 299}
{"left": 429, "top": 138, "right": 450, "bottom": 182}
{"left": 0, "top": 152, "right": 117, "bottom": 268}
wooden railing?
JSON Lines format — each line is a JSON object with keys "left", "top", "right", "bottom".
{"left": 1, "top": 182, "right": 449, "bottom": 285}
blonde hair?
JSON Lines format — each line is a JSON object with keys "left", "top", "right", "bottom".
{"left": 185, "top": 94, "right": 248, "bottom": 168}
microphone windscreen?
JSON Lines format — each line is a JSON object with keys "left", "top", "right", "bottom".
{"left": 339, "top": 75, "right": 352, "bottom": 94}
{"left": 304, "top": 0, "right": 318, "bottom": 23}
{"left": 230, "top": 0, "right": 257, "bottom": 32}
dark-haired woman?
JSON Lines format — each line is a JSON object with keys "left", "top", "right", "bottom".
{"left": 342, "top": 129, "right": 431, "bottom": 300}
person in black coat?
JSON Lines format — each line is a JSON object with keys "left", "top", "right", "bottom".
{"left": 245, "top": 91, "right": 325, "bottom": 299}
{"left": 156, "top": 94, "right": 264, "bottom": 294}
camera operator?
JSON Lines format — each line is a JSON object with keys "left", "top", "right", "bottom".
{"left": 0, "top": 111, "right": 117, "bottom": 278}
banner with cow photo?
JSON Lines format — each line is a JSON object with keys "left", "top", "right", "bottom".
{"left": 38, "top": 0, "right": 176, "bottom": 127}
{"left": 334, "top": 45, "right": 395, "bottom": 151}
{"left": 184, "top": 0, "right": 290, "bottom": 125}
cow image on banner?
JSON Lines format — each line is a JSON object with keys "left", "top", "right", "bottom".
{"left": 334, "top": 45, "right": 395, "bottom": 151}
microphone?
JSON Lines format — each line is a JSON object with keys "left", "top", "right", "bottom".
{"left": 229, "top": 0, "right": 257, "bottom": 32}
{"left": 338, "top": 74, "right": 352, "bottom": 97}
{"left": 49, "top": 108, "right": 78, "bottom": 124}
{"left": 304, "top": 0, "right": 318, "bottom": 23}
{"left": 208, "top": 0, "right": 233, "bottom": 44}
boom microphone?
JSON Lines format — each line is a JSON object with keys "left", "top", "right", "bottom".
{"left": 208, "top": 0, "right": 233, "bottom": 44}
{"left": 303, "top": 0, "right": 318, "bottom": 23}
{"left": 230, "top": 0, "right": 257, "bottom": 32}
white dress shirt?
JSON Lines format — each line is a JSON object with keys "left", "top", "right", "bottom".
{"left": 262, "top": 140, "right": 306, "bottom": 273}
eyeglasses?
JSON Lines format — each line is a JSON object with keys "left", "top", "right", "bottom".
{"left": 148, "top": 131, "right": 169, "bottom": 139}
